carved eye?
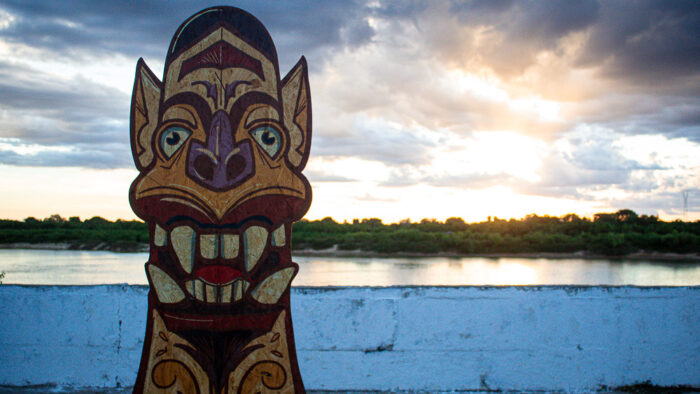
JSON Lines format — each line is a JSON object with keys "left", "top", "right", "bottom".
{"left": 160, "top": 126, "right": 191, "bottom": 159}
{"left": 250, "top": 126, "right": 282, "bottom": 159}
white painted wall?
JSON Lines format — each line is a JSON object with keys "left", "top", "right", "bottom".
{"left": 0, "top": 285, "right": 698, "bottom": 391}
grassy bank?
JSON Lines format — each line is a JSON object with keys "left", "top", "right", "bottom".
{"left": 1, "top": 210, "right": 699, "bottom": 257}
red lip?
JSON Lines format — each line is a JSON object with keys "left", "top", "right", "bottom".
{"left": 196, "top": 265, "right": 242, "bottom": 284}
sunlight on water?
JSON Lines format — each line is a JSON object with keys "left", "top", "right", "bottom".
{"left": 0, "top": 249, "right": 699, "bottom": 286}
{"left": 292, "top": 256, "right": 700, "bottom": 286}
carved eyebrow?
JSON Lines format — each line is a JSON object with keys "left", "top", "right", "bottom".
{"left": 162, "top": 106, "right": 197, "bottom": 126}
{"left": 244, "top": 106, "right": 279, "bottom": 128}
{"left": 225, "top": 80, "right": 251, "bottom": 104}
{"left": 191, "top": 81, "right": 218, "bottom": 104}
{"left": 163, "top": 92, "right": 213, "bottom": 130}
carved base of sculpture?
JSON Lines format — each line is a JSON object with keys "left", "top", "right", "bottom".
{"left": 136, "top": 307, "right": 301, "bottom": 393}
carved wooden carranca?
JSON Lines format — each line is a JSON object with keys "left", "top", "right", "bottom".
{"left": 128, "top": 6, "right": 312, "bottom": 393}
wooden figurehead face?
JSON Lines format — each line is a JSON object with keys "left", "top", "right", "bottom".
{"left": 129, "top": 7, "right": 311, "bottom": 330}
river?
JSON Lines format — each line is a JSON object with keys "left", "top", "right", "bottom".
{"left": 0, "top": 249, "right": 698, "bottom": 286}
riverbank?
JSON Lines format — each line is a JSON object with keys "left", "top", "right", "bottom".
{"left": 0, "top": 242, "right": 148, "bottom": 253}
{"left": 2, "top": 242, "right": 699, "bottom": 262}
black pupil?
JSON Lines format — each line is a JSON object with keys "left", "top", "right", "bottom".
{"left": 165, "top": 132, "right": 180, "bottom": 146}
{"left": 261, "top": 131, "right": 276, "bottom": 145}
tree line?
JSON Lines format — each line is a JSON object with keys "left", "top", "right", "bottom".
{"left": 1, "top": 209, "right": 699, "bottom": 256}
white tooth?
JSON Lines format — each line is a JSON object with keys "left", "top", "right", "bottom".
{"left": 243, "top": 226, "right": 268, "bottom": 271}
{"left": 234, "top": 280, "right": 243, "bottom": 301}
{"left": 222, "top": 234, "right": 239, "bottom": 259}
{"left": 194, "top": 279, "right": 205, "bottom": 301}
{"left": 148, "top": 264, "right": 185, "bottom": 304}
{"left": 200, "top": 234, "right": 218, "bottom": 259}
{"left": 251, "top": 266, "right": 296, "bottom": 304}
{"left": 221, "top": 283, "right": 232, "bottom": 303}
{"left": 170, "top": 226, "right": 195, "bottom": 273}
{"left": 205, "top": 283, "right": 217, "bottom": 303}
{"left": 154, "top": 224, "right": 167, "bottom": 247}
{"left": 242, "top": 280, "right": 250, "bottom": 292}
{"left": 271, "top": 225, "right": 285, "bottom": 247}
{"left": 185, "top": 280, "right": 194, "bottom": 296}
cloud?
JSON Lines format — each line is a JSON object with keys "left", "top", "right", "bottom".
{"left": 0, "top": 0, "right": 697, "bottom": 221}
{"left": 305, "top": 170, "right": 356, "bottom": 183}
{"left": 352, "top": 0, "right": 700, "bottom": 143}
{"left": 0, "top": 1, "right": 176, "bottom": 60}
{"left": 373, "top": 0, "right": 699, "bottom": 89}
{"left": 313, "top": 115, "right": 439, "bottom": 166}
{"left": 605, "top": 188, "right": 700, "bottom": 217}
{"left": 509, "top": 128, "right": 699, "bottom": 211}
{"left": 576, "top": 1, "right": 700, "bottom": 86}
{"left": 386, "top": 171, "right": 516, "bottom": 189}
{"left": 0, "top": 59, "right": 129, "bottom": 167}
{"left": 0, "top": 1, "right": 375, "bottom": 70}
{"left": 0, "top": 141, "right": 132, "bottom": 168}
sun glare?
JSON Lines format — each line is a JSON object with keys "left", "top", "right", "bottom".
{"left": 431, "top": 131, "right": 544, "bottom": 183}
{"left": 449, "top": 69, "right": 563, "bottom": 122}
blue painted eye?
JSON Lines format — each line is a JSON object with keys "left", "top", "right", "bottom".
{"left": 160, "top": 127, "right": 191, "bottom": 158}
{"left": 250, "top": 126, "right": 282, "bottom": 158}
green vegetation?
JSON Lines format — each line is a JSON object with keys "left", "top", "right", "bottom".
{"left": 0, "top": 215, "right": 148, "bottom": 251}
{"left": 0, "top": 210, "right": 699, "bottom": 256}
{"left": 293, "top": 210, "right": 700, "bottom": 256}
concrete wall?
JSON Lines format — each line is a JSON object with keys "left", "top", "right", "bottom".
{"left": 0, "top": 285, "right": 698, "bottom": 392}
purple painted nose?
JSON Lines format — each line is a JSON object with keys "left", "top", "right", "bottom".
{"left": 186, "top": 111, "right": 254, "bottom": 190}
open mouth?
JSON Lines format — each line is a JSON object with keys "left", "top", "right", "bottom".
{"left": 146, "top": 220, "right": 295, "bottom": 306}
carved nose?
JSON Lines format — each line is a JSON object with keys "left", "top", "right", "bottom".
{"left": 226, "top": 154, "right": 247, "bottom": 180}
{"left": 193, "top": 154, "right": 215, "bottom": 181}
{"left": 186, "top": 111, "right": 255, "bottom": 190}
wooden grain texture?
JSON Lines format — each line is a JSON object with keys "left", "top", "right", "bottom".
{"left": 129, "top": 6, "right": 312, "bottom": 393}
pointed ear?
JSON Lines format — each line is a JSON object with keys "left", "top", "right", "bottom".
{"left": 130, "top": 58, "right": 162, "bottom": 171}
{"left": 281, "top": 56, "right": 311, "bottom": 170}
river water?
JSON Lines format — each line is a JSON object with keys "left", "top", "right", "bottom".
{"left": 1, "top": 249, "right": 698, "bottom": 286}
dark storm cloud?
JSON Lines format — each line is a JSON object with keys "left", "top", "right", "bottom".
{"left": 0, "top": 1, "right": 376, "bottom": 169}
{"left": 0, "top": 1, "right": 175, "bottom": 60}
{"left": 0, "top": 0, "right": 374, "bottom": 69}
{"left": 0, "top": 60, "right": 128, "bottom": 146}
{"left": 449, "top": 0, "right": 600, "bottom": 73}
{"left": 0, "top": 61, "right": 127, "bottom": 117}
{"left": 0, "top": 59, "right": 130, "bottom": 168}
{"left": 453, "top": 0, "right": 699, "bottom": 86}
{"left": 577, "top": 1, "right": 700, "bottom": 85}
{"left": 571, "top": 93, "right": 700, "bottom": 142}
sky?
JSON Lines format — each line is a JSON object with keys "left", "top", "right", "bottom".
{"left": 0, "top": 0, "right": 699, "bottom": 223}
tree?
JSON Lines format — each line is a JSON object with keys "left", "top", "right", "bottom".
{"left": 46, "top": 214, "right": 66, "bottom": 223}
{"left": 615, "top": 209, "right": 638, "bottom": 222}
{"left": 445, "top": 217, "right": 467, "bottom": 230}
{"left": 561, "top": 213, "right": 582, "bottom": 223}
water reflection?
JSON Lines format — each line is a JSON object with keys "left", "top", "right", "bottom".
{"left": 0, "top": 249, "right": 147, "bottom": 285}
{"left": 292, "top": 256, "right": 700, "bottom": 286}
{"left": 0, "top": 249, "right": 698, "bottom": 286}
